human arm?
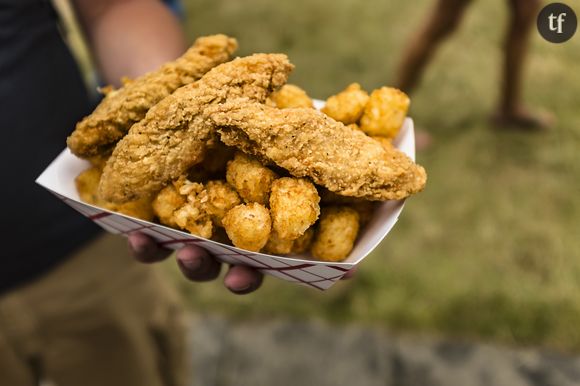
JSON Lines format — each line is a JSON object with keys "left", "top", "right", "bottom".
{"left": 71, "top": 0, "right": 187, "bottom": 86}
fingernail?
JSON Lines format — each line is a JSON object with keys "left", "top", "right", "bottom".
{"left": 178, "top": 256, "right": 203, "bottom": 271}
{"left": 128, "top": 237, "right": 147, "bottom": 254}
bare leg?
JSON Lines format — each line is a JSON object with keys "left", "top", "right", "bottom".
{"left": 396, "top": 0, "right": 473, "bottom": 94}
{"left": 493, "top": 0, "right": 552, "bottom": 129}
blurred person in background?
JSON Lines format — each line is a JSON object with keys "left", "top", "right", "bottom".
{"left": 396, "top": 0, "right": 550, "bottom": 132}
{"left": 0, "top": 0, "right": 263, "bottom": 385}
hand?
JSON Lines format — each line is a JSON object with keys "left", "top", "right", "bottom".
{"left": 127, "top": 232, "right": 263, "bottom": 294}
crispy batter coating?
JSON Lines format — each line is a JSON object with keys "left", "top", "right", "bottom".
{"left": 76, "top": 166, "right": 154, "bottom": 221}
{"left": 263, "top": 231, "right": 294, "bottom": 255}
{"left": 269, "top": 177, "right": 320, "bottom": 240}
{"left": 152, "top": 177, "right": 212, "bottom": 237}
{"left": 268, "top": 84, "right": 313, "bottom": 109}
{"left": 173, "top": 180, "right": 213, "bottom": 238}
{"left": 100, "top": 54, "right": 293, "bottom": 203}
{"left": 222, "top": 203, "right": 271, "bottom": 252}
{"left": 359, "top": 87, "right": 409, "bottom": 138}
{"left": 311, "top": 206, "right": 360, "bottom": 262}
{"left": 321, "top": 83, "right": 369, "bottom": 124}
{"left": 210, "top": 101, "right": 427, "bottom": 201}
{"left": 226, "top": 152, "right": 278, "bottom": 205}
{"left": 371, "top": 136, "right": 395, "bottom": 151}
{"left": 75, "top": 167, "right": 103, "bottom": 205}
{"left": 203, "top": 180, "right": 241, "bottom": 227}
{"left": 152, "top": 183, "right": 186, "bottom": 229}
{"left": 67, "top": 35, "right": 238, "bottom": 158}
{"left": 291, "top": 228, "right": 315, "bottom": 254}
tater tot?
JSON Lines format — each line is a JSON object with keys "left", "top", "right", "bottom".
{"left": 222, "top": 203, "right": 272, "bottom": 252}
{"left": 173, "top": 181, "right": 213, "bottom": 238}
{"left": 226, "top": 152, "right": 278, "bottom": 205}
{"left": 269, "top": 177, "right": 320, "bottom": 240}
{"left": 291, "top": 227, "right": 315, "bottom": 254}
{"left": 153, "top": 184, "right": 186, "bottom": 228}
{"left": 114, "top": 198, "right": 155, "bottom": 222}
{"left": 321, "top": 83, "right": 369, "bottom": 124}
{"left": 203, "top": 180, "right": 241, "bottom": 227}
{"left": 359, "top": 87, "right": 409, "bottom": 138}
{"left": 311, "top": 207, "right": 360, "bottom": 262}
{"left": 75, "top": 166, "right": 102, "bottom": 205}
{"left": 371, "top": 136, "right": 395, "bottom": 151}
{"left": 263, "top": 231, "right": 294, "bottom": 255}
{"left": 76, "top": 166, "right": 154, "bottom": 221}
{"left": 268, "top": 84, "right": 313, "bottom": 109}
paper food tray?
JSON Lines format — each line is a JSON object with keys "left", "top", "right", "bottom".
{"left": 36, "top": 102, "right": 415, "bottom": 290}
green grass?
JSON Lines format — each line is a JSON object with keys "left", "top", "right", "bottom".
{"left": 164, "top": 0, "right": 580, "bottom": 351}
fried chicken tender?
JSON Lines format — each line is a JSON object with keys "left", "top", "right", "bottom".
{"left": 203, "top": 180, "right": 241, "bottom": 227}
{"left": 67, "top": 35, "right": 238, "bottom": 158}
{"left": 311, "top": 207, "right": 360, "bottom": 262}
{"left": 75, "top": 166, "right": 154, "bottom": 221}
{"left": 226, "top": 152, "right": 278, "bottom": 205}
{"left": 359, "top": 87, "right": 410, "bottom": 138}
{"left": 210, "top": 101, "right": 427, "bottom": 201}
{"left": 269, "top": 177, "right": 320, "bottom": 240}
{"left": 321, "top": 83, "right": 369, "bottom": 124}
{"left": 222, "top": 203, "right": 271, "bottom": 252}
{"left": 268, "top": 84, "right": 313, "bottom": 108}
{"left": 99, "top": 53, "right": 293, "bottom": 203}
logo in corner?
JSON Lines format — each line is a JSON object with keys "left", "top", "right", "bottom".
{"left": 537, "top": 2, "right": 577, "bottom": 43}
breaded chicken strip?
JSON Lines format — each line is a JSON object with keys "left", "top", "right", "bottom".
{"left": 68, "top": 35, "right": 238, "bottom": 158}
{"left": 99, "top": 54, "right": 294, "bottom": 203}
{"left": 208, "top": 101, "right": 427, "bottom": 201}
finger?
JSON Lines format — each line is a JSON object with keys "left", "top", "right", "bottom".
{"left": 340, "top": 267, "right": 357, "bottom": 280}
{"left": 128, "top": 232, "right": 172, "bottom": 263}
{"left": 224, "top": 265, "right": 263, "bottom": 295}
{"left": 176, "top": 246, "right": 221, "bottom": 282}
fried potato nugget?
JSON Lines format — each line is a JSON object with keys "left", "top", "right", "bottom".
{"left": 222, "top": 203, "right": 271, "bottom": 252}
{"left": 226, "top": 152, "right": 278, "bottom": 205}
{"left": 269, "top": 177, "right": 320, "bottom": 241}
{"left": 203, "top": 180, "right": 241, "bottom": 227}
{"left": 75, "top": 166, "right": 102, "bottom": 205}
{"left": 291, "top": 228, "right": 315, "bottom": 254}
{"left": 321, "top": 83, "right": 369, "bottom": 125}
{"left": 268, "top": 84, "right": 313, "bottom": 109}
{"left": 263, "top": 231, "right": 294, "bottom": 255}
{"left": 359, "top": 87, "right": 409, "bottom": 138}
{"left": 152, "top": 183, "right": 186, "bottom": 229}
{"left": 173, "top": 181, "right": 213, "bottom": 238}
{"left": 152, "top": 177, "right": 212, "bottom": 237}
{"left": 76, "top": 166, "right": 155, "bottom": 221}
{"left": 311, "top": 207, "right": 360, "bottom": 262}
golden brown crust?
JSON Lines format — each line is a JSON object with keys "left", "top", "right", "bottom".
{"left": 359, "top": 87, "right": 410, "bottom": 138}
{"left": 321, "top": 83, "right": 369, "bottom": 124}
{"left": 67, "top": 35, "right": 238, "bottom": 158}
{"left": 226, "top": 152, "right": 278, "bottom": 205}
{"left": 203, "top": 180, "right": 241, "bottom": 227}
{"left": 222, "top": 203, "right": 272, "bottom": 251}
{"left": 209, "top": 101, "right": 427, "bottom": 201}
{"left": 311, "top": 206, "right": 360, "bottom": 262}
{"left": 268, "top": 84, "right": 313, "bottom": 109}
{"left": 269, "top": 177, "right": 320, "bottom": 240}
{"left": 99, "top": 54, "right": 293, "bottom": 203}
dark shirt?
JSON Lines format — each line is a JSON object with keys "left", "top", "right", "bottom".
{"left": 0, "top": 0, "right": 100, "bottom": 294}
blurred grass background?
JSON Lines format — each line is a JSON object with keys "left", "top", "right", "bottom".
{"left": 58, "top": 0, "right": 580, "bottom": 351}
